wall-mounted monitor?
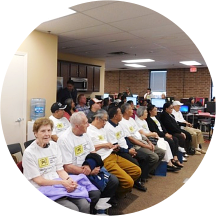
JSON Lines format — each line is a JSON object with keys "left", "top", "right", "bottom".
{"left": 151, "top": 98, "right": 166, "bottom": 108}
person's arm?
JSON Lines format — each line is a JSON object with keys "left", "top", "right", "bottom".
{"left": 64, "top": 163, "right": 91, "bottom": 176}
{"left": 127, "top": 136, "right": 152, "bottom": 150}
{"left": 94, "top": 142, "right": 114, "bottom": 151}
{"left": 32, "top": 171, "right": 77, "bottom": 193}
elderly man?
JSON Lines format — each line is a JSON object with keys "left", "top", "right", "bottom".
{"left": 119, "top": 103, "right": 165, "bottom": 175}
{"left": 57, "top": 111, "right": 119, "bottom": 212}
{"left": 49, "top": 102, "right": 71, "bottom": 142}
{"left": 172, "top": 101, "right": 206, "bottom": 154}
{"left": 87, "top": 109, "right": 142, "bottom": 196}
{"left": 104, "top": 103, "right": 149, "bottom": 190}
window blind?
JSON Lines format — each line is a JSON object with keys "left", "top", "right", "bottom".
{"left": 150, "top": 71, "right": 167, "bottom": 92}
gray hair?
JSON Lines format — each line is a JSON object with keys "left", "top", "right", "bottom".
{"left": 121, "top": 103, "right": 131, "bottom": 114}
{"left": 136, "top": 106, "right": 147, "bottom": 117}
{"left": 70, "top": 111, "right": 86, "bottom": 127}
{"left": 93, "top": 109, "right": 108, "bottom": 120}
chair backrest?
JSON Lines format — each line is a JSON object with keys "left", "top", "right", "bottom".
{"left": 24, "top": 139, "right": 35, "bottom": 149}
{"left": 7, "top": 143, "right": 23, "bottom": 155}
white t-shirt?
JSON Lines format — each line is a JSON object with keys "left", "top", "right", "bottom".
{"left": 87, "top": 124, "right": 113, "bottom": 160}
{"left": 172, "top": 109, "right": 186, "bottom": 129}
{"left": 144, "top": 93, "right": 154, "bottom": 100}
{"left": 58, "top": 127, "right": 95, "bottom": 167}
{"left": 104, "top": 121, "right": 128, "bottom": 149}
{"left": 22, "top": 140, "right": 63, "bottom": 188}
{"left": 49, "top": 115, "right": 71, "bottom": 138}
{"left": 119, "top": 117, "right": 142, "bottom": 140}
{"left": 172, "top": 109, "right": 185, "bottom": 123}
{"left": 135, "top": 117, "right": 151, "bottom": 134}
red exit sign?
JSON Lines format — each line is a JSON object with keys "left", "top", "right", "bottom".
{"left": 190, "top": 67, "right": 197, "bottom": 72}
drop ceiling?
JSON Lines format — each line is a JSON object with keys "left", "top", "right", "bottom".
{"left": 36, "top": 1, "right": 206, "bottom": 71}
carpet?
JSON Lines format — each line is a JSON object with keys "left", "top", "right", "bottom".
{"left": 108, "top": 193, "right": 139, "bottom": 215}
{"left": 107, "top": 138, "right": 210, "bottom": 215}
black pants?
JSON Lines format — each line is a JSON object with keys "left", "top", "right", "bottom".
{"left": 117, "top": 150, "right": 150, "bottom": 180}
{"left": 89, "top": 190, "right": 101, "bottom": 214}
{"left": 173, "top": 130, "right": 191, "bottom": 152}
{"left": 164, "top": 136, "right": 179, "bottom": 156}
{"left": 100, "top": 173, "right": 119, "bottom": 198}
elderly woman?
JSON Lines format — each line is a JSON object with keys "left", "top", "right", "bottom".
{"left": 136, "top": 106, "right": 181, "bottom": 171}
{"left": 146, "top": 104, "right": 185, "bottom": 167}
{"left": 22, "top": 117, "right": 99, "bottom": 214}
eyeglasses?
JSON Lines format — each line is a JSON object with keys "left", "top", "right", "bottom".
{"left": 100, "top": 118, "right": 108, "bottom": 123}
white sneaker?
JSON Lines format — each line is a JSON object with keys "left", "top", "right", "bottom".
{"left": 182, "top": 157, "right": 187, "bottom": 162}
{"left": 196, "top": 148, "right": 206, "bottom": 154}
{"left": 195, "top": 151, "right": 201, "bottom": 155}
{"left": 184, "top": 153, "right": 189, "bottom": 157}
{"left": 178, "top": 147, "right": 186, "bottom": 153}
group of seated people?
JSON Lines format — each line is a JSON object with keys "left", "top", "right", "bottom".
{"left": 21, "top": 94, "right": 208, "bottom": 215}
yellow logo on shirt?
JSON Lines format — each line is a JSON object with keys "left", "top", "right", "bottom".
{"left": 116, "top": 131, "right": 121, "bottom": 139}
{"left": 98, "top": 135, "right": 105, "bottom": 141}
{"left": 75, "top": 145, "right": 84, "bottom": 156}
{"left": 129, "top": 126, "right": 134, "bottom": 133}
{"left": 38, "top": 157, "right": 50, "bottom": 168}
{"left": 142, "top": 124, "right": 147, "bottom": 129}
{"left": 56, "top": 123, "right": 63, "bottom": 129}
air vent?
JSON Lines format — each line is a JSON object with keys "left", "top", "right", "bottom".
{"left": 118, "top": 67, "right": 129, "bottom": 70}
{"left": 108, "top": 51, "right": 129, "bottom": 55}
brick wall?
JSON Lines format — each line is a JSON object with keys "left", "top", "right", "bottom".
{"left": 105, "top": 70, "right": 150, "bottom": 97}
{"left": 105, "top": 67, "right": 212, "bottom": 100}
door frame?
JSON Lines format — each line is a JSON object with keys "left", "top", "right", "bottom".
{"left": 2, "top": 51, "right": 28, "bottom": 148}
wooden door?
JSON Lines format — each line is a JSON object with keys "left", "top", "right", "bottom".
{"left": 87, "top": 65, "right": 94, "bottom": 91}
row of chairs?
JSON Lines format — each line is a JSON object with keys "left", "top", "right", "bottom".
{"left": 7, "top": 139, "right": 35, "bottom": 157}
{"left": 7, "top": 139, "right": 35, "bottom": 173}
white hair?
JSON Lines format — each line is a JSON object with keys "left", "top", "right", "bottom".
{"left": 70, "top": 111, "right": 86, "bottom": 127}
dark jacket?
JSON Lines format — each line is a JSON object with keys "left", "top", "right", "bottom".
{"left": 57, "top": 87, "right": 77, "bottom": 105}
{"left": 159, "top": 111, "right": 182, "bottom": 134}
{"left": 146, "top": 116, "right": 168, "bottom": 137}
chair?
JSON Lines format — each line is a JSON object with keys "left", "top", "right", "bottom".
{"left": 7, "top": 143, "right": 23, "bottom": 155}
{"left": 24, "top": 139, "right": 35, "bottom": 149}
{"left": 198, "top": 118, "right": 212, "bottom": 140}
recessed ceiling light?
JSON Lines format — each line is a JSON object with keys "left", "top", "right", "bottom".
{"left": 179, "top": 61, "right": 201, "bottom": 66}
{"left": 43, "top": 8, "right": 76, "bottom": 22}
{"left": 122, "top": 59, "right": 155, "bottom": 63}
{"left": 125, "top": 64, "right": 146, "bottom": 68}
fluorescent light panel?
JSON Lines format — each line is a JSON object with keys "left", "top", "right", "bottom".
{"left": 43, "top": 8, "right": 76, "bottom": 22}
{"left": 125, "top": 64, "right": 146, "bottom": 68}
{"left": 122, "top": 59, "right": 155, "bottom": 63}
{"left": 180, "top": 61, "right": 201, "bottom": 66}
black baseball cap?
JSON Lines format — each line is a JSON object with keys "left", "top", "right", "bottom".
{"left": 51, "top": 102, "right": 67, "bottom": 113}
